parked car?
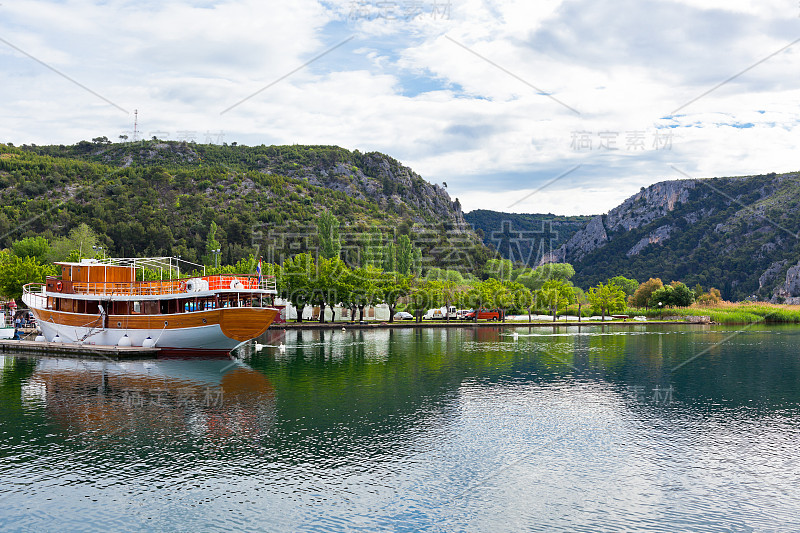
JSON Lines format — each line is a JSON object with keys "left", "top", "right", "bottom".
{"left": 423, "top": 306, "right": 458, "bottom": 320}
{"left": 463, "top": 308, "right": 504, "bottom": 321}
{"left": 393, "top": 311, "right": 414, "bottom": 320}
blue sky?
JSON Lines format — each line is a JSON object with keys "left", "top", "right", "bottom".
{"left": 1, "top": 0, "right": 799, "bottom": 214}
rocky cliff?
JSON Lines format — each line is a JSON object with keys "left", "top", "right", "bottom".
{"left": 539, "top": 171, "right": 800, "bottom": 301}
{"left": 543, "top": 179, "right": 697, "bottom": 263}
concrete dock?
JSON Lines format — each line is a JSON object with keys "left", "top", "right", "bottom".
{"left": 0, "top": 339, "right": 160, "bottom": 359}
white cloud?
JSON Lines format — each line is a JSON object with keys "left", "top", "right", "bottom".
{"left": 1, "top": 0, "right": 798, "bottom": 216}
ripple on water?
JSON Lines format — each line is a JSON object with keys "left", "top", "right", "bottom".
{"left": 2, "top": 327, "right": 800, "bottom": 531}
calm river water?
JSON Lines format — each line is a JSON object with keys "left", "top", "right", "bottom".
{"left": 2, "top": 324, "right": 800, "bottom": 532}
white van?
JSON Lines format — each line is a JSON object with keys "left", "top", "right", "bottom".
{"left": 423, "top": 306, "right": 458, "bottom": 320}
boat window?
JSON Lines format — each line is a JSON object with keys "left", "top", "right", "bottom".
{"left": 132, "top": 301, "right": 142, "bottom": 314}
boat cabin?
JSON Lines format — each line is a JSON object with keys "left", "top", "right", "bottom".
{"left": 41, "top": 257, "right": 276, "bottom": 316}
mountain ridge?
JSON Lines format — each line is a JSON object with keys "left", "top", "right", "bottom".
{"left": 538, "top": 171, "right": 800, "bottom": 301}
{"left": 0, "top": 141, "right": 488, "bottom": 271}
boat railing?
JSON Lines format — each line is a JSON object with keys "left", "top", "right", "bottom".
{"left": 22, "top": 283, "right": 48, "bottom": 308}
{"left": 43, "top": 275, "right": 277, "bottom": 297}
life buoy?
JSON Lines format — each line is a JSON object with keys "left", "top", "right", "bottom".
{"left": 56, "top": 281, "right": 63, "bottom": 292}
{"left": 179, "top": 280, "right": 187, "bottom": 292}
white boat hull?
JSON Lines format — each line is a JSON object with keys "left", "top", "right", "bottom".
{"left": 37, "top": 321, "right": 245, "bottom": 353}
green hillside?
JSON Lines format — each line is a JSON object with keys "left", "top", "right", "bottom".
{"left": 464, "top": 210, "right": 593, "bottom": 265}
{"left": 0, "top": 140, "right": 489, "bottom": 272}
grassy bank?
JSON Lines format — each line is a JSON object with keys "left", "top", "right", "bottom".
{"left": 633, "top": 302, "right": 800, "bottom": 324}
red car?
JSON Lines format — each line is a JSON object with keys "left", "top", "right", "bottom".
{"left": 463, "top": 309, "right": 504, "bottom": 321}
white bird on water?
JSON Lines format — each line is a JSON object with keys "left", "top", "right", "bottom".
{"left": 255, "top": 343, "right": 265, "bottom": 352}
{"left": 279, "top": 343, "right": 286, "bottom": 353}
{"left": 512, "top": 332, "right": 519, "bottom": 340}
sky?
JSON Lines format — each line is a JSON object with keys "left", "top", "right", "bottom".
{"left": 1, "top": 0, "right": 799, "bottom": 215}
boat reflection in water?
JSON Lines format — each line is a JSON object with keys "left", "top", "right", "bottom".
{"left": 22, "top": 357, "right": 275, "bottom": 441}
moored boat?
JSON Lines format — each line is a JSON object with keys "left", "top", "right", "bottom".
{"left": 22, "top": 257, "right": 280, "bottom": 356}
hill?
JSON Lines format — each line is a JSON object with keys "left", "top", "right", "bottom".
{"left": 541, "top": 172, "right": 800, "bottom": 302}
{"left": 464, "top": 210, "right": 594, "bottom": 265}
{"left": 0, "top": 140, "right": 489, "bottom": 272}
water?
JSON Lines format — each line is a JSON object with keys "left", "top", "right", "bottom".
{"left": 2, "top": 324, "right": 800, "bottom": 532}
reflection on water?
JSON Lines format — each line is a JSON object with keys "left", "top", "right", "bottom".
{"left": 19, "top": 359, "right": 275, "bottom": 441}
{"left": 2, "top": 325, "right": 800, "bottom": 532}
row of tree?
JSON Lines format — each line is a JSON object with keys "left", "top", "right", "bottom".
{"left": 1, "top": 210, "right": 723, "bottom": 323}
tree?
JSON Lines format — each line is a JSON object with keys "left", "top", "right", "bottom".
{"left": 48, "top": 223, "right": 101, "bottom": 262}
{"left": 608, "top": 275, "right": 638, "bottom": 297}
{"left": 630, "top": 278, "right": 663, "bottom": 308}
{"left": 573, "top": 286, "right": 590, "bottom": 322}
{"left": 588, "top": 282, "right": 626, "bottom": 321}
{"left": 363, "top": 227, "right": 383, "bottom": 268}
{"left": 537, "top": 263, "right": 575, "bottom": 282}
{"left": 669, "top": 281, "right": 695, "bottom": 307}
{"left": 517, "top": 263, "right": 575, "bottom": 293}
{"left": 382, "top": 240, "right": 396, "bottom": 272}
{"left": 538, "top": 279, "right": 575, "bottom": 322}
{"left": 281, "top": 253, "right": 316, "bottom": 322}
{"left": 649, "top": 281, "right": 695, "bottom": 308}
{"left": 0, "top": 251, "right": 57, "bottom": 301}
{"left": 12, "top": 236, "right": 50, "bottom": 263}
{"left": 412, "top": 247, "right": 423, "bottom": 276}
{"left": 697, "top": 287, "right": 722, "bottom": 305}
{"left": 312, "top": 256, "right": 348, "bottom": 322}
{"left": 482, "top": 258, "right": 512, "bottom": 281}
{"left": 315, "top": 211, "right": 341, "bottom": 259}
{"left": 506, "top": 281, "right": 533, "bottom": 321}
{"left": 347, "top": 265, "right": 383, "bottom": 322}
{"left": 693, "top": 283, "right": 704, "bottom": 300}
{"left": 204, "top": 221, "right": 221, "bottom": 266}
{"left": 396, "top": 234, "right": 413, "bottom": 275}
{"left": 379, "top": 272, "right": 412, "bottom": 322}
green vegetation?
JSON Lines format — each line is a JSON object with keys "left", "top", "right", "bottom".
{"left": 464, "top": 209, "right": 593, "bottom": 259}
{"left": 635, "top": 302, "right": 800, "bottom": 324}
{"left": 587, "top": 282, "right": 627, "bottom": 321}
{"left": 561, "top": 172, "right": 800, "bottom": 301}
{"left": 0, "top": 141, "right": 488, "bottom": 272}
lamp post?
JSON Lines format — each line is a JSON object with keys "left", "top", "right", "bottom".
{"left": 213, "top": 248, "right": 221, "bottom": 269}
{"left": 92, "top": 245, "right": 105, "bottom": 260}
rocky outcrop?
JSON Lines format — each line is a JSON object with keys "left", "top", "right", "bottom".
{"left": 541, "top": 179, "right": 695, "bottom": 264}
{"left": 760, "top": 260, "right": 789, "bottom": 290}
{"left": 627, "top": 225, "right": 673, "bottom": 256}
{"left": 289, "top": 153, "right": 465, "bottom": 227}
{"left": 542, "top": 215, "right": 608, "bottom": 263}
{"left": 771, "top": 260, "right": 800, "bottom": 304}
{"left": 605, "top": 180, "right": 696, "bottom": 232}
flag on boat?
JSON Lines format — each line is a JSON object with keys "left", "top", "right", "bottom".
{"left": 257, "top": 257, "right": 262, "bottom": 284}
